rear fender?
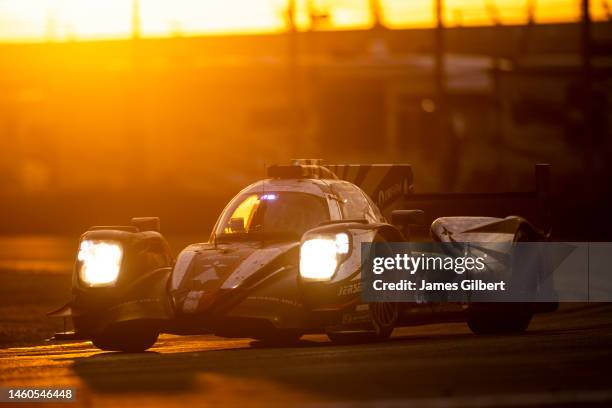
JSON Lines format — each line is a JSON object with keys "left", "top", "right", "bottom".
{"left": 431, "top": 216, "right": 556, "bottom": 307}
{"left": 431, "top": 216, "right": 547, "bottom": 244}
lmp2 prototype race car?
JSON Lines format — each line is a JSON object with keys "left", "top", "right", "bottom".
{"left": 50, "top": 159, "right": 554, "bottom": 351}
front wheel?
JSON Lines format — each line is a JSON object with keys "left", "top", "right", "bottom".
{"left": 91, "top": 323, "right": 159, "bottom": 352}
{"left": 327, "top": 302, "right": 398, "bottom": 344}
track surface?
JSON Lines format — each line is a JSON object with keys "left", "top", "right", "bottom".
{"left": 1, "top": 304, "right": 612, "bottom": 407}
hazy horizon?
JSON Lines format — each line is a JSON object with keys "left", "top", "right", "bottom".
{"left": 0, "top": 0, "right": 609, "bottom": 43}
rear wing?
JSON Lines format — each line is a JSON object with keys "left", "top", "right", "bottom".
{"left": 404, "top": 164, "right": 551, "bottom": 233}
{"left": 268, "top": 160, "right": 550, "bottom": 232}
{"left": 324, "top": 162, "right": 551, "bottom": 232}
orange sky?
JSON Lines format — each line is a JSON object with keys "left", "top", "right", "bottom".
{"left": 0, "top": 0, "right": 608, "bottom": 42}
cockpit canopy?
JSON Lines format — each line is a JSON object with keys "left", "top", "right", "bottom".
{"left": 213, "top": 191, "right": 330, "bottom": 242}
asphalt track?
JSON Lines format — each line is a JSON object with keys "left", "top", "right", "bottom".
{"left": 1, "top": 304, "right": 612, "bottom": 408}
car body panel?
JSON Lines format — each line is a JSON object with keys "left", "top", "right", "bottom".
{"left": 50, "top": 162, "right": 553, "bottom": 343}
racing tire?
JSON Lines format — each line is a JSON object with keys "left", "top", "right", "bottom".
{"left": 467, "top": 304, "right": 532, "bottom": 335}
{"left": 327, "top": 302, "right": 398, "bottom": 344}
{"left": 327, "top": 233, "right": 399, "bottom": 345}
{"left": 467, "top": 227, "right": 536, "bottom": 335}
{"left": 91, "top": 324, "right": 159, "bottom": 352}
{"left": 370, "top": 302, "right": 398, "bottom": 339}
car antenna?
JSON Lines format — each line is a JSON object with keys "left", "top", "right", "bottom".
{"left": 261, "top": 161, "right": 266, "bottom": 247}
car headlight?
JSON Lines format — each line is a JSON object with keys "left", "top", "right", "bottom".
{"left": 299, "top": 233, "right": 350, "bottom": 281}
{"left": 77, "top": 240, "right": 123, "bottom": 287}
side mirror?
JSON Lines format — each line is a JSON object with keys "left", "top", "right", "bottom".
{"left": 131, "top": 217, "right": 161, "bottom": 232}
{"left": 391, "top": 210, "right": 426, "bottom": 227}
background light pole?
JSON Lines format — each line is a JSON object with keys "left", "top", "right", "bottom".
{"left": 286, "top": 0, "right": 301, "bottom": 152}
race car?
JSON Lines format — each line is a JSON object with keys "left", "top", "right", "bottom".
{"left": 50, "top": 159, "right": 555, "bottom": 351}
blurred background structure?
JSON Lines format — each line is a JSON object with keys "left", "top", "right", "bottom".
{"left": 0, "top": 0, "right": 610, "bottom": 238}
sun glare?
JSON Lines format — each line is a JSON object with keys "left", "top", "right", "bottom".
{"left": 0, "top": 0, "right": 607, "bottom": 42}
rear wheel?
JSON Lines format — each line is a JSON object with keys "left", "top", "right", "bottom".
{"left": 91, "top": 323, "right": 159, "bottom": 352}
{"left": 467, "top": 227, "right": 536, "bottom": 336}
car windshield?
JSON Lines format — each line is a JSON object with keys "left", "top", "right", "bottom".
{"left": 214, "top": 192, "right": 330, "bottom": 242}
